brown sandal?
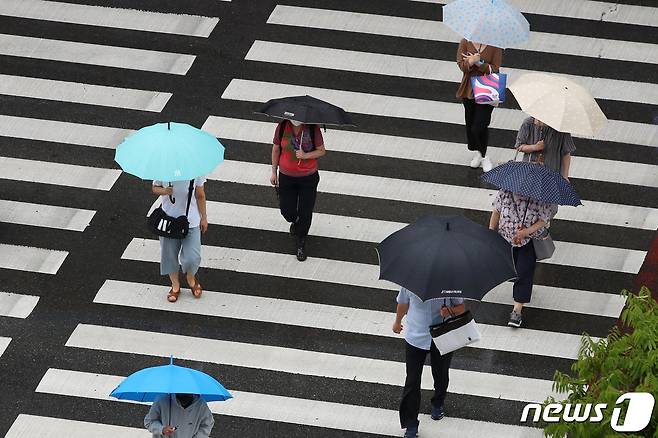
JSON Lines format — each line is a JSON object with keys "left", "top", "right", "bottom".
{"left": 167, "top": 288, "right": 181, "bottom": 303}
{"left": 190, "top": 280, "right": 202, "bottom": 298}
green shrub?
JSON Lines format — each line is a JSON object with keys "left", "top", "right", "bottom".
{"left": 542, "top": 287, "right": 658, "bottom": 438}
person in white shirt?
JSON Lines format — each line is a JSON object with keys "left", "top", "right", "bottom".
{"left": 152, "top": 177, "right": 208, "bottom": 303}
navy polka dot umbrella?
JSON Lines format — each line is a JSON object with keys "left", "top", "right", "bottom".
{"left": 481, "top": 161, "right": 582, "bottom": 206}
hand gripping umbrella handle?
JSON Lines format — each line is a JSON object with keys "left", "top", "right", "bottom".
{"left": 514, "top": 131, "right": 546, "bottom": 162}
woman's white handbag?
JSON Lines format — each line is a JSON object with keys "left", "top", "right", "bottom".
{"left": 430, "top": 310, "right": 481, "bottom": 355}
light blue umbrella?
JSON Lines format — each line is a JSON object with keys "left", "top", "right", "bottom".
{"left": 110, "top": 357, "right": 232, "bottom": 402}
{"left": 443, "top": 0, "right": 530, "bottom": 49}
{"left": 115, "top": 122, "right": 224, "bottom": 181}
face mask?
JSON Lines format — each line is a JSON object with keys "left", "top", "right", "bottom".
{"left": 289, "top": 120, "right": 302, "bottom": 127}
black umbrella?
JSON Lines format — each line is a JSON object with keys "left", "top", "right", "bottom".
{"left": 377, "top": 215, "right": 517, "bottom": 301}
{"left": 256, "top": 95, "right": 354, "bottom": 126}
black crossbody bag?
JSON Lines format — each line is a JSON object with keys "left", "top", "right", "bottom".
{"left": 148, "top": 180, "right": 194, "bottom": 239}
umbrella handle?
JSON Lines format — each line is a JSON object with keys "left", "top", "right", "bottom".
{"left": 168, "top": 182, "right": 175, "bottom": 204}
{"left": 514, "top": 131, "right": 545, "bottom": 162}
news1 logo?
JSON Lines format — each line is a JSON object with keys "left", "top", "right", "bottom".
{"left": 521, "top": 392, "right": 655, "bottom": 432}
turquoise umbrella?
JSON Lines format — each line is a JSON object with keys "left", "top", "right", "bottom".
{"left": 443, "top": 0, "right": 530, "bottom": 49}
{"left": 110, "top": 357, "right": 232, "bottom": 402}
{"left": 115, "top": 122, "right": 224, "bottom": 181}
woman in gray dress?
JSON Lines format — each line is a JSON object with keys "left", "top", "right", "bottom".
{"left": 514, "top": 117, "right": 575, "bottom": 180}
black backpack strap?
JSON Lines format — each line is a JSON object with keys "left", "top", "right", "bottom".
{"left": 308, "top": 124, "right": 315, "bottom": 149}
{"left": 184, "top": 179, "right": 194, "bottom": 217}
{"left": 277, "top": 120, "right": 287, "bottom": 160}
{"left": 277, "top": 120, "right": 287, "bottom": 147}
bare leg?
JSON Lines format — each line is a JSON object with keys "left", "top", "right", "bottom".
{"left": 166, "top": 272, "right": 181, "bottom": 303}
{"left": 185, "top": 271, "right": 202, "bottom": 298}
{"left": 185, "top": 271, "right": 197, "bottom": 288}
{"left": 169, "top": 272, "right": 181, "bottom": 292}
{"left": 513, "top": 302, "right": 524, "bottom": 313}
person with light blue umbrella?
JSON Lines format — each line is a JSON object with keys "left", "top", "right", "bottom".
{"left": 110, "top": 357, "right": 232, "bottom": 437}
{"left": 455, "top": 37, "right": 502, "bottom": 173}
{"left": 145, "top": 394, "right": 214, "bottom": 437}
{"left": 115, "top": 122, "right": 224, "bottom": 303}
{"left": 445, "top": 0, "right": 529, "bottom": 172}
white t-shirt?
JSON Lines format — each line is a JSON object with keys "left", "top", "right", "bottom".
{"left": 153, "top": 177, "right": 206, "bottom": 228}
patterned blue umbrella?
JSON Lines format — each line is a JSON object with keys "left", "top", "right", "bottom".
{"left": 443, "top": 0, "right": 530, "bottom": 49}
{"left": 481, "top": 161, "right": 582, "bottom": 206}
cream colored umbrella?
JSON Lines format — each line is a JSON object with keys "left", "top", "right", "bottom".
{"left": 508, "top": 73, "right": 607, "bottom": 137}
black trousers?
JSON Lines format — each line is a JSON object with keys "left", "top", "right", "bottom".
{"left": 462, "top": 98, "right": 494, "bottom": 156}
{"left": 512, "top": 241, "right": 537, "bottom": 303}
{"left": 399, "top": 341, "right": 453, "bottom": 429}
{"left": 278, "top": 171, "right": 319, "bottom": 238}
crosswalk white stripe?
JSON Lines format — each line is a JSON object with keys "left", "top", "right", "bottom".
{"left": 0, "top": 292, "right": 39, "bottom": 319}
{"left": 550, "top": 241, "right": 644, "bottom": 274}
{"left": 0, "top": 0, "right": 219, "bottom": 38}
{"left": 268, "top": 5, "right": 658, "bottom": 65}
{"left": 128, "top": 227, "right": 626, "bottom": 318}
{"left": 210, "top": 160, "right": 658, "bottom": 231}
{"left": 120, "top": 240, "right": 595, "bottom": 359}
{"left": 484, "top": 283, "right": 624, "bottom": 318}
{"left": 95, "top": 275, "right": 615, "bottom": 359}
{"left": 6, "top": 415, "right": 147, "bottom": 438}
{"left": 0, "top": 34, "right": 196, "bottom": 75}
{"left": 0, "top": 74, "right": 171, "bottom": 112}
{"left": 203, "top": 116, "right": 658, "bottom": 188}
{"left": 6, "top": 111, "right": 652, "bottom": 189}
{"left": 35, "top": 370, "right": 543, "bottom": 437}
{"left": 186, "top": 200, "right": 645, "bottom": 274}
{"left": 245, "top": 40, "right": 658, "bottom": 105}
{"left": 0, "top": 337, "right": 10, "bottom": 357}
{"left": 147, "top": 199, "right": 626, "bottom": 316}
{"left": 222, "top": 79, "right": 658, "bottom": 147}
{"left": 0, "top": 157, "right": 121, "bottom": 191}
{"left": 0, "top": 200, "right": 95, "bottom": 231}
{"left": 0, "top": 244, "right": 68, "bottom": 275}
{"left": 0, "top": 115, "right": 131, "bottom": 149}
{"left": 68, "top": 322, "right": 555, "bottom": 403}
{"left": 411, "top": 0, "right": 658, "bottom": 28}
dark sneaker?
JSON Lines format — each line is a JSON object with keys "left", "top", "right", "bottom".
{"left": 431, "top": 405, "right": 444, "bottom": 420}
{"left": 296, "top": 236, "right": 307, "bottom": 262}
{"left": 403, "top": 426, "right": 418, "bottom": 438}
{"left": 508, "top": 311, "right": 522, "bottom": 328}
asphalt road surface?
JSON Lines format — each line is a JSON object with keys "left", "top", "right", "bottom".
{"left": 0, "top": 0, "right": 657, "bottom": 437}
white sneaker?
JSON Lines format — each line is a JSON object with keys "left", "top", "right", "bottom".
{"left": 481, "top": 156, "right": 493, "bottom": 172}
{"left": 469, "top": 152, "right": 483, "bottom": 168}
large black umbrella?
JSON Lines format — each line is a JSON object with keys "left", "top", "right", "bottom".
{"left": 377, "top": 215, "right": 516, "bottom": 301}
{"left": 256, "top": 95, "right": 354, "bottom": 126}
